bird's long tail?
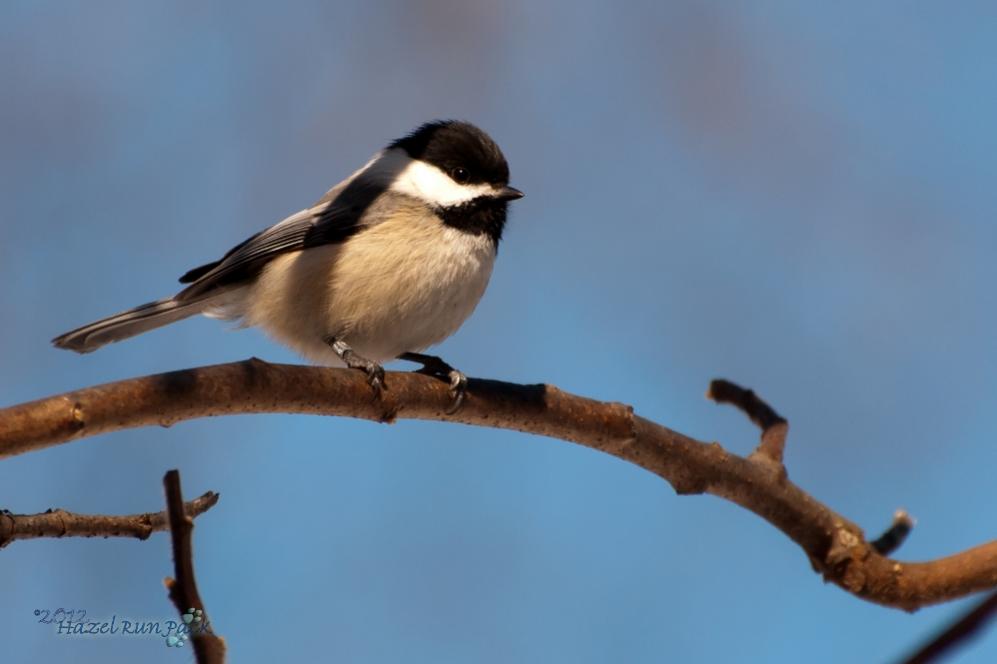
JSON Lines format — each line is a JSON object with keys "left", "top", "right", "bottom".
{"left": 52, "top": 294, "right": 221, "bottom": 354}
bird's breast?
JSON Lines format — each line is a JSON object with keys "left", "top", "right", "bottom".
{"left": 247, "top": 207, "right": 496, "bottom": 363}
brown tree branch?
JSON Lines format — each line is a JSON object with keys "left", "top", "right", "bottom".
{"left": 0, "top": 358, "right": 994, "bottom": 611}
{"left": 0, "top": 492, "right": 219, "bottom": 548}
{"left": 163, "top": 470, "right": 226, "bottom": 663}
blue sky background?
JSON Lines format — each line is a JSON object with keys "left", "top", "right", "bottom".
{"left": 2, "top": 2, "right": 997, "bottom": 662}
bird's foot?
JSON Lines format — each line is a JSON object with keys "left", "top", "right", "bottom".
{"left": 398, "top": 352, "right": 467, "bottom": 414}
{"left": 326, "top": 337, "right": 386, "bottom": 397}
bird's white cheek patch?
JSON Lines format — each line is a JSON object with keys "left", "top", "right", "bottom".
{"left": 390, "top": 159, "right": 491, "bottom": 206}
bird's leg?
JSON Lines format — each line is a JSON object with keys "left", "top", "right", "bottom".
{"left": 398, "top": 352, "right": 467, "bottom": 413}
{"left": 325, "top": 337, "right": 385, "bottom": 396}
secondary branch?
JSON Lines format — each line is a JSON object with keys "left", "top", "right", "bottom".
{"left": 0, "top": 492, "right": 218, "bottom": 548}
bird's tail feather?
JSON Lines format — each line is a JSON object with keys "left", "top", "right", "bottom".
{"left": 52, "top": 296, "right": 214, "bottom": 353}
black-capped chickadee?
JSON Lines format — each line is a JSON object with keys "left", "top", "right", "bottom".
{"left": 53, "top": 120, "right": 524, "bottom": 409}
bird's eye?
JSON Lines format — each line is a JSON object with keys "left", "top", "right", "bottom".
{"left": 451, "top": 167, "right": 470, "bottom": 184}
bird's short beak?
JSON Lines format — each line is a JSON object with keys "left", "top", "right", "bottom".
{"left": 495, "top": 186, "right": 525, "bottom": 201}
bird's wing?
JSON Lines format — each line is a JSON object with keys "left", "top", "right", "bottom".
{"left": 175, "top": 176, "right": 389, "bottom": 300}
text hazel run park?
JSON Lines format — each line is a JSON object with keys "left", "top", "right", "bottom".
{"left": 54, "top": 617, "right": 209, "bottom": 637}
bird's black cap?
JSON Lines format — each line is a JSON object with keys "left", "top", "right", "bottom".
{"left": 389, "top": 120, "right": 511, "bottom": 187}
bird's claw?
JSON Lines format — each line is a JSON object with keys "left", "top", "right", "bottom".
{"left": 445, "top": 369, "right": 468, "bottom": 414}
{"left": 402, "top": 352, "right": 468, "bottom": 413}
{"left": 366, "top": 363, "right": 386, "bottom": 397}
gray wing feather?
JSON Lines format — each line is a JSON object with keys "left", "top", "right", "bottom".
{"left": 177, "top": 208, "right": 318, "bottom": 299}
{"left": 177, "top": 178, "right": 387, "bottom": 300}
{"left": 176, "top": 150, "right": 409, "bottom": 299}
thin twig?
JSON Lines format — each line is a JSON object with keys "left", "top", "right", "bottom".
{"left": 897, "top": 591, "right": 997, "bottom": 664}
{"left": 163, "top": 470, "right": 226, "bottom": 663}
{"left": 872, "top": 510, "right": 915, "bottom": 556}
{"left": 707, "top": 378, "right": 788, "bottom": 464}
{"left": 0, "top": 492, "right": 218, "bottom": 548}
{"left": 0, "top": 360, "right": 995, "bottom": 610}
